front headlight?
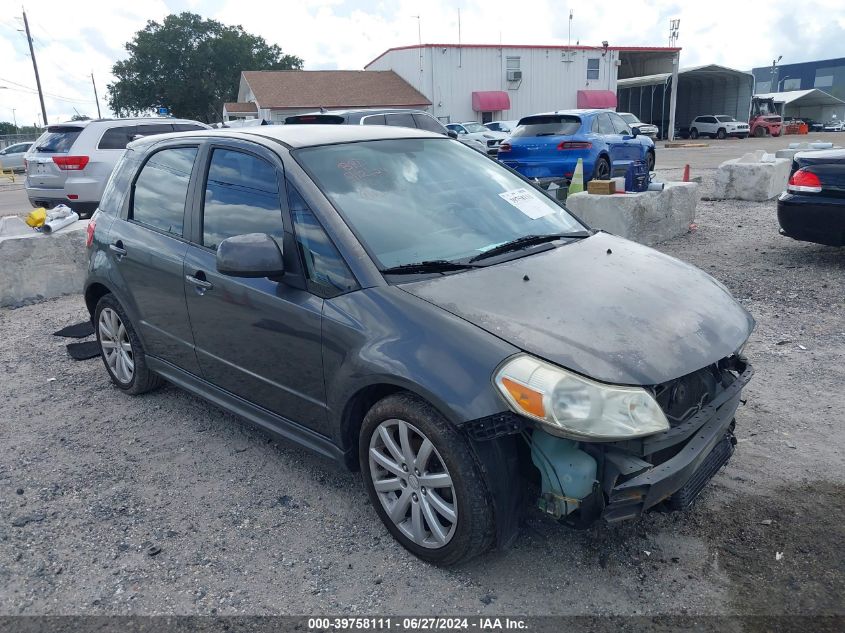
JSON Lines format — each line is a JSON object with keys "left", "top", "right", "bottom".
{"left": 494, "top": 355, "right": 669, "bottom": 440}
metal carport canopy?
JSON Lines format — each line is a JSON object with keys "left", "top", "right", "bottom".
{"left": 617, "top": 64, "right": 755, "bottom": 138}
{"left": 754, "top": 89, "right": 845, "bottom": 109}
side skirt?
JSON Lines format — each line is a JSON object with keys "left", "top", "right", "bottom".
{"left": 146, "top": 356, "right": 346, "bottom": 465}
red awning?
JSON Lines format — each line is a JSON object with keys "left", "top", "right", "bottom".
{"left": 576, "top": 90, "right": 618, "bottom": 109}
{"left": 472, "top": 91, "right": 511, "bottom": 112}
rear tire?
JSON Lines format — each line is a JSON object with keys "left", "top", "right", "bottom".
{"left": 593, "top": 156, "right": 611, "bottom": 181}
{"left": 359, "top": 393, "right": 495, "bottom": 565}
{"left": 689, "top": 128, "right": 699, "bottom": 139}
{"left": 716, "top": 128, "right": 727, "bottom": 140}
{"left": 95, "top": 294, "right": 163, "bottom": 395}
{"left": 754, "top": 126, "right": 766, "bottom": 138}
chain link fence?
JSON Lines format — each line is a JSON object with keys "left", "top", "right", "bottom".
{"left": 1, "top": 133, "right": 41, "bottom": 150}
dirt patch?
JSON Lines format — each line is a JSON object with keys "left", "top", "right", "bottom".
{"left": 713, "top": 481, "right": 845, "bottom": 616}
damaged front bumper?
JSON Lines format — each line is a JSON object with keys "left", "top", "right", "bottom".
{"left": 463, "top": 356, "right": 754, "bottom": 536}
{"left": 580, "top": 356, "right": 754, "bottom": 524}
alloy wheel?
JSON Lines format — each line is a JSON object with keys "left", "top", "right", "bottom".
{"left": 98, "top": 307, "right": 134, "bottom": 384}
{"left": 368, "top": 419, "right": 457, "bottom": 548}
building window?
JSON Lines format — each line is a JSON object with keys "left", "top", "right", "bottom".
{"left": 814, "top": 72, "right": 834, "bottom": 88}
{"left": 756, "top": 80, "right": 772, "bottom": 94}
{"left": 782, "top": 78, "right": 801, "bottom": 91}
{"left": 587, "top": 58, "right": 600, "bottom": 80}
{"left": 506, "top": 56, "right": 520, "bottom": 71}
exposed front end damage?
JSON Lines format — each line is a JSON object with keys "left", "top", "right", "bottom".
{"left": 464, "top": 354, "right": 753, "bottom": 533}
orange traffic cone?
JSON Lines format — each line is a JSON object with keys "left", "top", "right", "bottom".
{"left": 683, "top": 164, "right": 690, "bottom": 182}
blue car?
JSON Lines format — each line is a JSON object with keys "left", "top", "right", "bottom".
{"left": 498, "top": 109, "right": 656, "bottom": 187}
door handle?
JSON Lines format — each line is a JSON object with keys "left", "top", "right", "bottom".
{"left": 110, "top": 241, "right": 127, "bottom": 260}
{"left": 185, "top": 274, "right": 213, "bottom": 294}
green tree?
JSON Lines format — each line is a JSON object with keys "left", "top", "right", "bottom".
{"left": 107, "top": 12, "right": 302, "bottom": 123}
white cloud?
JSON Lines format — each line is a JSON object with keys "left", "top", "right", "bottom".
{"left": 1, "top": 0, "right": 844, "bottom": 128}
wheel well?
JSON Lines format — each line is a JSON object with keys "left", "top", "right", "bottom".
{"left": 340, "top": 383, "right": 404, "bottom": 470}
{"left": 84, "top": 283, "right": 110, "bottom": 320}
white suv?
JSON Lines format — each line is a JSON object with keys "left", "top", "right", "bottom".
{"left": 25, "top": 117, "right": 208, "bottom": 217}
{"left": 689, "top": 115, "right": 749, "bottom": 140}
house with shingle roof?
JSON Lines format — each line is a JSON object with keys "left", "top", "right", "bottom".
{"left": 223, "top": 70, "right": 431, "bottom": 123}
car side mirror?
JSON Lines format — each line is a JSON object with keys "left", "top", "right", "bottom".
{"left": 216, "top": 233, "right": 285, "bottom": 278}
{"left": 630, "top": 127, "right": 639, "bottom": 137}
{"left": 447, "top": 130, "right": 458, "bottom": 139}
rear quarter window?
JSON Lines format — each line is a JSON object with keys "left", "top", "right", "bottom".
{"left": 98, "top": 126, "right": 137, "bottom": 150}
{"left": 511, "top": 116, "right": 581, "bottom": 137}
{"left": 99, "top": 150, "right": 139, "bottom": 216}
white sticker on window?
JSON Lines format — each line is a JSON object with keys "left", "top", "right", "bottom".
{"left": 498, "top": 188, "right": 553, "bottom": 220}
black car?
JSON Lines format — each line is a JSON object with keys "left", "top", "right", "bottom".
{"left": 84, "top": 124, "right": 754, "bottom": 565}
{"left": 778, "top": 149, "right": 845, "bottom": 247}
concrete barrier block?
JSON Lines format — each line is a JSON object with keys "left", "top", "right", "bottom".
{"left": 713, "top": 155, "right": 791, "bottom": 201}
{"left": 0, "top": 215, "right": 31, "bottom": 238}
{"left": 0, "top": 220, "right": 87, "bottom": 307}
{"left": 565, "top": 182, "right": 698, "bottom": 246}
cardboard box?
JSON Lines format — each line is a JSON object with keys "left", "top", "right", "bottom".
{"left": 587, "top": 180, "right": 616, "bottom": 195}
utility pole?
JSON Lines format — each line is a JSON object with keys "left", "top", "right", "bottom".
{"left": 12, "top": 108, "right": 17, "bottom": 131}
{"left": 91, "top": 73, "right": 101, "bottom": 118}
{"left": 22, "top": 10, "right": 48, "bottom": 127}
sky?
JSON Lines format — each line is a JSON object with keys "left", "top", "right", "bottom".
{"left": 1, "top": 0, "right": 844, "bottom": 126}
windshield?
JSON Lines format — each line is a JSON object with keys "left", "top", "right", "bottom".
{"left": 511, "top": 116, "right": 581, "bottom": 138}
{"left": 462, "top": 123, "right": 488, "bottom": 133}
{"left": 295, "top": 139, "right": 585, "bottom": 269}
{"left": 716, "top": 116, "right": 737, "bottom": 122}
{"left": 620, "top": 113, "right": 640, "bottom": 124}
{"left": 34, "top": 127, "right": 83, "bottom": 153}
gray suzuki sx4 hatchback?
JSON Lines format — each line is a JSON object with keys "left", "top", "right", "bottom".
{"left": 84, "top": 125, "right": 754, "bottom": 565}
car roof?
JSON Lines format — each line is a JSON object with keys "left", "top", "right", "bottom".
{"left": 521, "top": 109, "right": 606, "bottom": 118}
{"left": 293, "top": 108, "right": 430, "bottom": 117}
{"left": 46, "top": 117, "right": 206, "bottom": 131}
{"left": 128, "top": 123, "right": 443, "bottom": 150}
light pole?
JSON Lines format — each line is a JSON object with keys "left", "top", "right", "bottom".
{"left": 778, "top": 76, "right": 791, "bottom": 92}
{"left": 770, "top": 55, "right": 782, "bottom": 91}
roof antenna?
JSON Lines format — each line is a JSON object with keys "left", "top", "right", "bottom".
{"left": 320, "top": 106, "right": 327, "bottom": 113}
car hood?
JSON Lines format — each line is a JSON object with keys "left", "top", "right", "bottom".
{"left": 400, "top": 232, "right": 755, "bottom": 386}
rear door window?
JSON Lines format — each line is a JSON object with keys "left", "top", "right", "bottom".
{"left": 361, "top": 114, "right": 386, "bottom": 126}
{"left": 385, "top": 112, "right": 416, "bottom": 128}
{"left": 136, "top": 123, "right": 174, "bottom": 138}
{"left": 173, "top": 123, "right": 206, "bottom": 132}
{"left": 131, "top": 147, "right": 197, "bottom": 237}
{"left": 34, "top": 127, "right": 83, "bottom": 153}
{"left": 596, "top": 114, "right": 616, "bottom": 135}
{"left": 413, "top": 113, "right": 446, "bottom": 134}
{"left": 201, "top": 148, "right": 283, "bottom": 250}
{"left": 98, "top": 126, "right": 137, "bottom": 150}
{"left": 510, "top": 116, "right": 581, "bottom": 137}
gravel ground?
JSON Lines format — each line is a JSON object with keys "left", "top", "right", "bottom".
{"left": 1, "top": 172, "right": 843, "bottom": 620}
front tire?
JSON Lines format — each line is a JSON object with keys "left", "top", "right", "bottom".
{"left": 646, "top": 150, "right": 656, "bottom": 172}
{"left": 359, "top": 393, "right": 495, "bottom": 565}
{"left": 95, "top": 294, "right": 163, "bottom": 395}
{"left": 689, "top": 128, "right": 699, "bottom": 139}
{"left": 716, "top": 128, "right": 727, "bottom": 139}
